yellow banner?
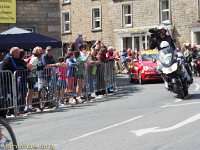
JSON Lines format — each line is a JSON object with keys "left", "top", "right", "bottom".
{"left": 141, "top": 49, "right": 158, "bottom": 54}
{"left": 0, "top": 0, "right": 16, "bottom": 23}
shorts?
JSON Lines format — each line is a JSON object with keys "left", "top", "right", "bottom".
{"left": 27, "top": 77, "right": 37, "bottom": 90}
{"left": 57, "top": 80, "right": 67, "bottom": 89}
{"left": 76, "top": 74, "right": 84, "bottom": 79}
{"left": 38, "top": 78, "right": 46, "bottom": 91}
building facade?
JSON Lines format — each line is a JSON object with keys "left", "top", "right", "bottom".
{"left": 60, "top": 0, "right": 200, "bottom": 51}
{"left": 0, "top": 0, "right": 61, "bottom": 41}
{"left": 0, "top": 0, "right": 61, "bottom": 59}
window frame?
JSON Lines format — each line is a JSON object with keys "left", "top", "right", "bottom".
{"left": 198, "top": 0, "right": 200, "bottom": 21}
{"left": 122, "top": 3, "right": 132, "bottom": 27}
{"left": 63, "top": 0, "right": 70, "bottom": 4}
{"left": 91, "top": 6, "right": 102, "bottom": 31}
{"left": 62, "top": 12, "right": 71, "bottom": 34}
{"left": 160, "top": 0, "right": 171, "bottom": 24}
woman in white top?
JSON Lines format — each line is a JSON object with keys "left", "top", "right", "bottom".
{"left": 24, "top": 46, "right": 44, "bottom": 112}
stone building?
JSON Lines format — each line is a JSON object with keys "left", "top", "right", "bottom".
{"left": 0, "top": 0, "right": 60, "bottom": 39}
{"left": 60, "top": 0, "right": 200, "bottom": 51}
{"left": 0, "top": 0, "right": 61, "bottom": 59}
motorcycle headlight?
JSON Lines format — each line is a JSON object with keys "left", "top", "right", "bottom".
{"left": 159, "top": 53, "right": 172, "bottom": 65}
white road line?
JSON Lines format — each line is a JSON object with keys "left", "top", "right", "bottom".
{"left": 131, "top": 112, "right": 200, "bottom": 136}
{"left": 174, "top": 99, "right": 182, "bottom": 103}
{"left": 68, "top": 115, "right": 143, "bottom": 142}
{"left": 161, "top": 101, "right": 200, "bottom": 108}
{"left": 194, "top": 83, "right": 200, "bottom": 91}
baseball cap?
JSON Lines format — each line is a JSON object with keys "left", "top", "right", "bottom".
{"left": 46, "top": 46, "right": 52, "bottom": 51}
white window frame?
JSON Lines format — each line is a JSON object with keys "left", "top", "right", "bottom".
{"left": 198, "top": 0, "right": 200, "bottom": 20}
{"left": 23, "top": 27, "right": 35, "bottom": 32}
{"left": 160, "top": 0, "right": 171, "bottom": 24}
{"left": 122, "top": 4, "right": 132, "bottom": 27}
{"left": 63, "top": 0, "right": 70, "bottom": 4}
{"left": 92, "top": 7, "right": 102, "bottom": 31}
{"left": 62, "top": 12, "right": 71, "bottom": 33}
{"left": 191, "top": 27, "right": 200, "bottom": 46}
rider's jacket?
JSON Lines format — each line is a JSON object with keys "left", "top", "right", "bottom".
{"left": 148, "top": 28, "right": 176, "bottom": 51}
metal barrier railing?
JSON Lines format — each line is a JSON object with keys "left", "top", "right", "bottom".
{"left": 0, "top": 61, "right": 116, "bottom": 116}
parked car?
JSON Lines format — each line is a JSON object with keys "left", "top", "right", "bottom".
{"left": 128, "top": 49, "right": 162, "bottom": 84}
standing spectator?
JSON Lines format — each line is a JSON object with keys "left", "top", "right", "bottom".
{"left": 66, "top": 52, "right": 80, "bottom": 92}
{"left": 91, "top": 40, "right": 103, "bottom": 53}
{"left": 1, "top": 47, "right": 31, "bottom": 72}
{"left": 38, "top": 46, "right": 64, "bottom": 110}
{"left": 75, "top": 33, "right": 85, "bottom": 51}
{"left": 87, "top": 49, "right": 98, "bottom": 97}
{"left": 96, "top": 47, "right": 108, "bottom": 96}
{"left": 106, "top": 46, "right": 115, "bottom": 60}
{"left": 17, "top": 49, "right": 28, "bottom": 114}
{"left": 113, "top": 49, "right": 121, "bottom": 74}
{"left": 73, "top": 51, "right": 88, "bottom": 101}
{"left": 24, "top": 46, "right": 43, "bottom": 112}
{"left": 121, "top": 48, "right": 128, "bottom": 72}
{"left": 1, "top": 47, "right": 31, "bottom": 116}
{"left": 57, "top": 57, "right": 67, "bottom": 107}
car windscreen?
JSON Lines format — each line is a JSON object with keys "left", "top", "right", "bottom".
{"left": 141, "top": 54, "right": 157, "bottom": 61}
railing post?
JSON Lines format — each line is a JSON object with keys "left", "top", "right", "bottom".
{"left": 12, "top": 71, "right": 18, "bottom": 117}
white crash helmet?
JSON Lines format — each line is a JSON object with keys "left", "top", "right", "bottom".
{"left": 158, "top": 24, "right": 168, "bottom": 31}
{"left": 160, "top": 41, "right": 170, "bottom": 49}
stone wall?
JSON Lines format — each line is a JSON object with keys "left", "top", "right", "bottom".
{"left": 61, "top": 0, "right": 200, "bottom": 48}
{"left": 0, "top": 0, "right": 61, "bottom": 59}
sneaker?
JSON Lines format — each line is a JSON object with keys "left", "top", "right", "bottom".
{"left": 58, "top": 102, "right": 65, "bottom": 108}
{"left": 69, "top": 98, "right": 76, "bottom": 105}
{"left": 0, "top": 138, "right": 6, "bottom": 150}
{"left": 76, "top": 97, "right": 83, "bottom": 104}
{"left": 80, "top": 96, "right": 87, "bottom": 99}
{"left": 29, "top": 108, "right": 37, "bottom": 112}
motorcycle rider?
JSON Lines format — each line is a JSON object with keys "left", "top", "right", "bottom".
{"left": 148, "top": 24, "right": 175, "bottom": 51}
{"left": 149, "top": 24, "right": 193, "bottom": 84}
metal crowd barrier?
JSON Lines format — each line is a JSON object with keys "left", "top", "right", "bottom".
{"left": 0, "top": 61, "right": 116, "bottom": 116}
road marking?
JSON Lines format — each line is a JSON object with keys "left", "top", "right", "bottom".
{"left": 174, "top": 98, "right": 182, "bottom": 102}
{"left": 161, "top": 101, "right": 200, "bottom": 108}
{"left": 68, "top": 115, "right": 143, "bottom": 142}
{"left": 194, "top": 83, "right": 200, "bottom": 91}
{"left": 131, "top": 112, "right": 200, "bottom": 136}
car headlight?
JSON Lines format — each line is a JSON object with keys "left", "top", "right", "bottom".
{"left": 143, "top": 66, "right": 152, "bottom": 71}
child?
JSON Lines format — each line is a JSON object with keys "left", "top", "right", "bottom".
{"left": 57, "top": 57, "right": 67, "bottom": 107}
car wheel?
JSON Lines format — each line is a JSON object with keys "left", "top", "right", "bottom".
{"left": 138, "top": 71, "right": 143, "bottom": 85}
{"left": 130, "top": 78, "right": 134, "bottom": 83}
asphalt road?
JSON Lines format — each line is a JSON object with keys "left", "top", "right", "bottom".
{"left": 8, "top": 74, "right": 200, "bottom": 150}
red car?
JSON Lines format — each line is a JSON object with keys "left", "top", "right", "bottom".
{"left": 128, "top": 50, "right": 162, "bottom": 84}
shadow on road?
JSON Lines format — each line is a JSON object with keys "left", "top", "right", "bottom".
{"left": 184, "top": 93, "right": 200, "bottom": 100}
{"left": 6, "top": 74, "right": 144, "bottom": 123}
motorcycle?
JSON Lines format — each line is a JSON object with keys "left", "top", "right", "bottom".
{"left": 196, "top": 57, "right": 200, "bottom": 76}
{"left": 155, "top": 46, "right": 191, "bottom": 99}
{"left": 191, "top": 58, "right": 198, "bottom": 76}
{"left": 191, "top": 57, "right": 200, "bottom": 76}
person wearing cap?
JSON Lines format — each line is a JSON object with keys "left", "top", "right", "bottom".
{"left": 38, "top": 46, "right": 65, "bottom": 110}
{"left": 148, "top": 24, "right": 175, "bottom": 51}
